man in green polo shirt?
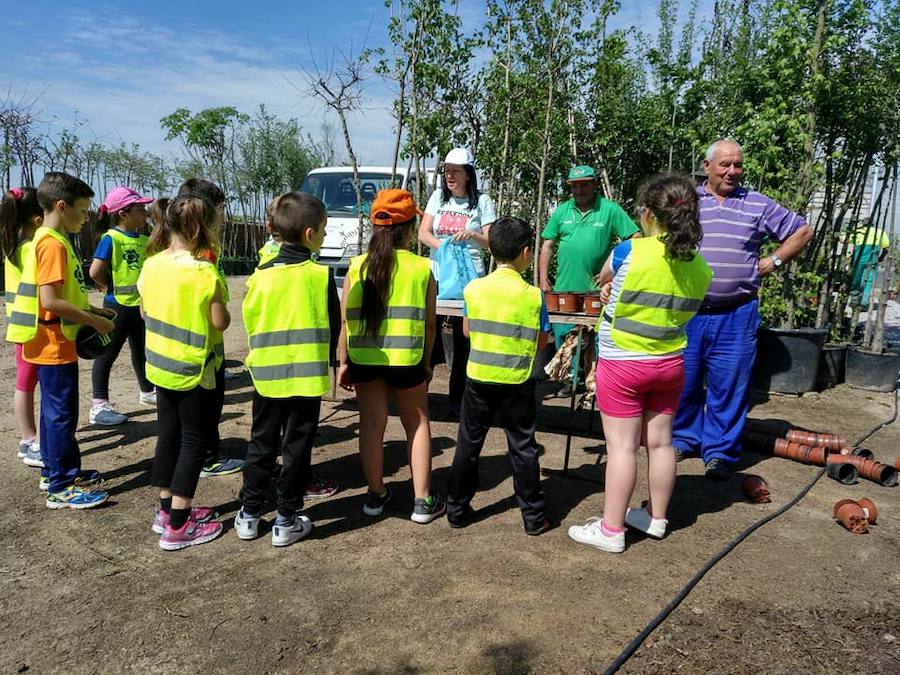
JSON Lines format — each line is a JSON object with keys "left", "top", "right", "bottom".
{"left": 539, "top": 165, "right": 639, "bottom": 347}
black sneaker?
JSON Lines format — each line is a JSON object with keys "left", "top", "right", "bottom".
{"left": 448, "top": 505, "right": 476, "bottom": 529}
{"left": 362, "top": 486, "right": 392, "bottom": 516}
{"left": 525, "top": 517, "right": 558, "bottom": 536}
{"left": 411, "top": 494, "right": 446, "bottom": 524}
{"left": 705, "top": 458, "right": 731, "bottom": 481}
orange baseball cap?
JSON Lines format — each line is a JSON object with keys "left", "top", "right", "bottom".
{"left": 370, "top": 189, "right": 422, "bottom": 227}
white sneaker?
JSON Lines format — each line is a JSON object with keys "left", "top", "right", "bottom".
{"left": 567, "top": 517, "right": 625, "bottom": 553}
{"left": 234, "top": 508, "right": 261, "bottom": 540}
{"left": 271, "top": 514, "right": 313, "bottom": 547}
{"left": 625, "top": 505, "right": 668, "bottom": 539}
{"left": 89, "top": 401, "right": 127, "bottom": 426}
{"left": 17, "top": 439, "right": 35, "bottom": 459}
{"left": 139, "top": 389, "right": 157, "bottom": 406}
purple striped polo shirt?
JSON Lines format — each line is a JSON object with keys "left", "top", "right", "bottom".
{"left": 696, "top": 182, "right": 806, "bottom": 308}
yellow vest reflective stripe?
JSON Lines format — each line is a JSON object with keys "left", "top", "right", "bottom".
{"left": 140, "top": 252, "right": 218, "bottom": 390}
{"left": 345, "top": 250, "right": 430, "bottom": 366}
{"left": 107, "top": 228, "right": 147, "bottom": 306}
{"left": 6, "top": 228, "right": 88, "bottom": 343}
{"left": 465, "top": 267, "right": 542, "bottom": 385}
{"left": 4, "top": 241, "right": 30, "bottom": 316}
{"left": 243, "top": 261, "right": 331, "bottom": 397}
{"left": 609, "top": 237, "right": 712, "bottom": 354}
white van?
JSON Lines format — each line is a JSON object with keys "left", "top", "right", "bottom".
{"left": 298, "top": 166, "right": 434, "bottom": 284}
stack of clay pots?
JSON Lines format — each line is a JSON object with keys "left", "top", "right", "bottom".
{"left": 833, "top": 498, "right": 878, "bottom": 534}
{"left": 743, "top": 422, "right": 899, "bottom": 487}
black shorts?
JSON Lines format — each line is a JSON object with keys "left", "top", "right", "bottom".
{"left": 348, "top": 360, "right": 427, "bottom": 389}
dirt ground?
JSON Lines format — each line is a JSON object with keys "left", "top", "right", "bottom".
{"left": 1, "top": 277, "right": 898, "bottom": 674}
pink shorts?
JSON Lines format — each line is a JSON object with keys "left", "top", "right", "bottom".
{"left": 595, "top": 355, "right": 684, "bottom": 418}
{"left": 15, "top": 343, "right": 39, "bottom": 393}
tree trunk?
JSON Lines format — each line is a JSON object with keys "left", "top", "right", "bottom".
{"left": 533, "top": 71, "right": 556, "bottom": 286}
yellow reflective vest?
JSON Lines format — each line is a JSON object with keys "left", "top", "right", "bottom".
{"left": 465, "top": 267, "right": 542, "bottom": 385}
{"left": 243, "top": 260, "right": 331, "bottom": 398}
{"left": 4, "top": 240, "right": 31, "bottom": 320}
{"left": 6, "top": 227, "right": 89, "bottom": 343}
{"left": 139, "top": 251, "right": 220, "bottom": 391}
{"left": 607, "top": 236, "right": 712, "bottom": 354}
{"left": 345, "top": 249, "right": 431, "bottom": 366}
{"left": 106, "top": 228, "right": 148, "bottom": 307}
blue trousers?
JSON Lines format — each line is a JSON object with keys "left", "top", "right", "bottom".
{"left": 673, "top": 300, "right": 759, "bottom": 465}
{"left": 38, "top": 362, "right": 82, "bottom": 493}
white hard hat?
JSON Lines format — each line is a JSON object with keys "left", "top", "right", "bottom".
{"left": 444, "top": 147, "right": 474, "bottom": 166}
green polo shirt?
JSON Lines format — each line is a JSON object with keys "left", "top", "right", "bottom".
{"left": 541, "top": 195, "right": 639, "bottom": 292}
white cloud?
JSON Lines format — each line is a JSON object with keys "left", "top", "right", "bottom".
{"left": 10, "top": 5, "right": 399, "bottom": 169}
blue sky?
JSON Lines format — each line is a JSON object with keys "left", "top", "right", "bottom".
{"left": 3, "top": 1, "right": 712, "bottom": 171}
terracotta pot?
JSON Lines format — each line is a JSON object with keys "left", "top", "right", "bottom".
{"left": 827, "top": 454, "right": 865, "bottom": 468}
{"left": 826, "top": 462, "right": 858, "bottom": 485}
{"left": 583, "top": 292, "right": 605, "bottom": 316}
{"left": 807, "top": 446, "right": 829, "bottom": 466}
{"left": 864, "top": 462, "right": 898, "bottom": 487}
{"left": 741, "top": 475, "right": 771, "bottom": 503}
{"left": 545, "top": 292, "right": 560, "bottom": 312}
{"left": 856, "top": 498, "right": 878, "bottom": 524}
{"left": 852, "top": 447, "right": 875, "bottom": 460}
{"left": 833, "top": 500, "right": 868, "bottom": 534}
{"left": 556, "top": 292, "right": 582, "bottom": 313}
{"left": 785, "top": 430, "right": 848, "bottom": 450}
{"left": 833, "top": 498, "right": 858, "bottom": 518}
{"left": 896, "top": 457, "right": 900, "bottom": 471}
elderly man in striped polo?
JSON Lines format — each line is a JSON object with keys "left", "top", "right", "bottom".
{"left": 673, "top": 139, "right": 813, "bottom": 480}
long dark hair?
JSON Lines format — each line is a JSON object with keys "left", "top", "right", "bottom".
{"left": 359, "top": 218, "right": 416, "bottom": 337}
{"left": 1, "top": 188, "right": 41, "bottom": 263}
{"left": 441, "top": 164, "right": 479, "bottom": 210}
{"left": 638, "top": 175, "right": 703, "bottom": 261}
{"left": 146, "top": 195, "right": 217, "bottom": 258}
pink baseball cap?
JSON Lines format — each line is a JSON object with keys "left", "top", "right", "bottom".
{"left": 100, "top": 186, "right": 153, "bottom": 214}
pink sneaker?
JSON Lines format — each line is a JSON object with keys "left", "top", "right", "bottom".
{"left": 152, "top": 506, "right": 219, "bottom": 535}
{"left": 159, "top": 519, "right": 223, "bottom": 551}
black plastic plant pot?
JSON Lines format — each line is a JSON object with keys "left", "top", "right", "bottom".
{"left": 816, "top": 343, "right": 848, "bottom": 390}
{"left": 826, "top": 462, "right": 858, "bottom": 485}
{"left": 752, "top": 327, "right": 828, "bottom": 394}
{"left": 845, "top": 348, "right": 900, "bottom": 392}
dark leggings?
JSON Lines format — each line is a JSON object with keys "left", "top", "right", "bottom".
{"left": 206, "top": 362, "right": 226, "bottom": 465}
{"left": 151, "top": 385, "right": 218, "bottom": 499}
{"left": 91, "top": 301, "right": 153, "bottom": 399}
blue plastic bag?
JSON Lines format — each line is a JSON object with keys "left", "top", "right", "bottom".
{"left": 435, "top": 238, "right": 478, "bottom": 300}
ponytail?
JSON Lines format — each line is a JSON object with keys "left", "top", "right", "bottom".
{"left": 155, "top": 195, "right": 218, "bottom": 258}
{"left": 1, "top": 187, "right": 41, "bottom": 263}
{"left": 638, "top": 175, "right": 703, "bottom": 261}
{"left": 146, "top": 197, "right": 171, "bottom": 256}
{"left": 359, "top": 219, "right": 415, "bottom": 336}
{"left": 95, "top": 205, "right": 114, "bottom": 234}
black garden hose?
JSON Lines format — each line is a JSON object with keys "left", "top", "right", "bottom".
{"left": 602, "top": 371, "right": 900, "bottom": 675}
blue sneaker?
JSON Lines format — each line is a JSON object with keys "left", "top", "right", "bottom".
{"left": 46, "top": 486, "right": 109, "bottom": 510}
{"left": 22, "top": 445, "right": 43, "bottom": 468}
{"left": 199, "top": 458, "right": 244, "bottom": 478}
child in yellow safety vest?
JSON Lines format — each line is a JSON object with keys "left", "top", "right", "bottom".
{"left": 234, "top": 192, "right": 341, "bottom": 546}
{"left": 337, "top": 189, "right": 445, "bottom": 523}
{"left": 1, "top": 187, "right": 43, "bottom": 465}
{"left": 446, "top": 216, "right": 555, "bottom": 535}
{"left": 173, "top": 179, "right": 245, "bottom": 479}
{"left": 139, "top": 194, "right": 231, "bottom": 550}
{"left": 16, "top": 173, "right": 115, "bottom": 509}
{"left": 568, "top": 174, "right": 712, "bottom": 554}
{"left": 88, "top": 187, "right": 156, "bottom": 427}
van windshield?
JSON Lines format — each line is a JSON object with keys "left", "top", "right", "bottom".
{"left": 299, "top": 172, "right": 402, "bottom": 214}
